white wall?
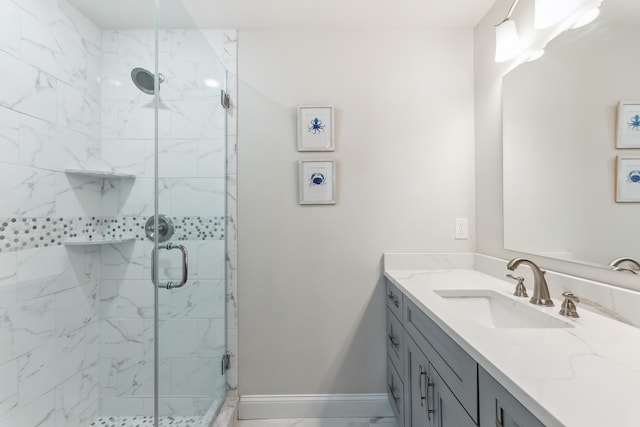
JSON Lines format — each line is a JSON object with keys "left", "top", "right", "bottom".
{"left": 474, "top": 0, "right": 640, "bottom": 289}
{"left": 237, "top": 30, "right": 475, "bottom": 395}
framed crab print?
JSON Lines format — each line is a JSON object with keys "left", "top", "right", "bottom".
{"left": 616, "top": 101, "right": 640, "bottom": 148}
{"left": 616, "top": 156, "right": 640, "bottom": 202}
{"left": 299, "top": 160, "right": 336, "bottom": 205}
{"left": 297, "top": 106, "right": 335, "bottom": 151}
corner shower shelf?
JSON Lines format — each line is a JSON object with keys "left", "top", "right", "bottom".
{"left": 63, "top": 237, "right": 136, "bottom": 246}
{"left": 64, "top": 169, "right": 136, "bottom": 180}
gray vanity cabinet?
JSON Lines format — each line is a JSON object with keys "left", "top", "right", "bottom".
{"left": 479, "top": 368, "right": 544, "bottom": 427}
{"left": 386, "top": 279, "right": 546, "bottom": 427}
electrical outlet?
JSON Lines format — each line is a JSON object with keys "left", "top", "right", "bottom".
{"left": 455, "top": 218, "right": 468, "bottom": 240}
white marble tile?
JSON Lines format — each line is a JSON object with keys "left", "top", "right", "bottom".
{"left": 0, "top": 50, "right": 57, "bottom": 123}
{"left": 168, "top": 279, "right": 225, "bottom": 319}
{"left": 55, "top": 171, "right": 103, "bottom": 217}
{"left": 20, "top": 114, "right": 100, "bottom": 171}
{"left": 0, "top": 0, "right": 20, "bottom": 57}
{"left": 0, "top": 164, "right": 55, "bottom": 217}
{"left": 198, "top": 138, "right": 226, "bottom": 178}
{"left": 58, "top": 0, "right": 102, "bottom": 48}
{"left": 114, "top": 178, "right": 156, "bottom": 217}
{"left": 55, "top": 281, "right": 99, "bottom": 335}
{"left": 0, "top": 388, "right": 55, "bottom": 427}
{"left": 0, "top": 252, "right": 17, "bottom": 309}
{"left": 100, "top": 396, "right": 146, "bottom": 417}
{"left": 101, "top": 139, "right": 147, "bottom": 176}
{"left": 117, "top": 99, "right": 171, "bottom": 139}
{"left": 156, "top": 139, "right": 199, "bottom": 178}
{"left": 158, "top": 319, "right": 199, "bottom": 358}
{"left": 154, "top": 396, "right": 213, "bottom": 417}
{"left": 100, "top": 279, "right": 155, "bottom": 320}
{"left": 16, "top": 246, "right": 81, "bottom": 302}
{"left": 0, "top": 359, "right": 18, "bottom": 419}
{"left": 101, "top": 101, "right": 119, "bottom": 139}
{"left": 226, "top": 134, "right": 237, "bottom": 174}
{"left": 57, "top": 81, "right": 100, "bottom": 138}
{"left": 17, "top": 326, "right": 86, "bottom": 406}
{"left": 99, "top": 356, "right": 155, "bottom": 397}
{"left": 0, "top": 107, "right": 19, "bottom": 165}
{"left": 195, "top": 240, "right": 225, "bottom": 280}
{"left": 15, "top": 0, "right": 61, "bottom": 25}
{"left": 100, "top": 241, "right": 148, "bottom": 281}
{"left": 102, "top": 31, "right": 120, "bottom": 62}
{"left": 163, "top": 177, "right": 225, "bottom": 217}
{"left": 161, "top": 61, "right": 224, "bottom": 102}
{"left": 100, "top": 318, "right": 153, "bottom": 359}
{"left": 168, "top": 29, "right": 218, "bottom": 63}
{"left": 20, "top": 9, "right": 88, "bottom": 86}
{"left": 0, "top": 295, "right": 55, "bottom": 365}
{"left": 54, "top": 363, "right": 99, "bottom": 427}
{"left": 170, "top": 101, "right": 224, "bottom": 139}
{"left": 197, "top": 318, "right": 225, "bottom": 357}
{"left": 170, "top": 357, "right": 222, "bottom": 396}
{"left": 117, "top": 30, "right": 155, "bottom": 62}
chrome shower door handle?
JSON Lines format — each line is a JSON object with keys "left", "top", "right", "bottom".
{"left": 152, "top": 242, "right": 189, "bottom": 289}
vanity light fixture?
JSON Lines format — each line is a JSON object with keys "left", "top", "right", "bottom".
{"left": 495, "top": 0, "right": 522, "bottom": 62}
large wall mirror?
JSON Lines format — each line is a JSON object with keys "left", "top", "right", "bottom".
{"left": 503, "top": 0, "right": 640, "bottom": 270}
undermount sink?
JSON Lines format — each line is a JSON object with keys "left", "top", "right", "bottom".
{"left": 434, "top": 289, "right": 573, "bottom": 329}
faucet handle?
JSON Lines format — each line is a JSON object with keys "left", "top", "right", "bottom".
{"left": 506, "top": 274, "right": 528, "bottom": 298}
{"left": 559, "top": 291, "right": 580, "bottom": 318}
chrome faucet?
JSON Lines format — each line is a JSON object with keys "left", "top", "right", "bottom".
{"left": 506, "top": 258, "right": 554, "bottom": 307}
{"left": 609, "top": 257, "right": 640, "bottom": 274}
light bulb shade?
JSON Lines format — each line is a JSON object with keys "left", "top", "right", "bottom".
{"left": 571, "top": 7, "right": 600, "bottom": 29}
{"left": 534, "top": 0, "right": 582, "bottom": 29}
{"left": 495, "top": 20, "right": 522, "bottom": 62}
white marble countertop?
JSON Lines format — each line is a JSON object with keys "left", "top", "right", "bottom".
{"left": 384, "top": 265, "right": 640, "bottom": 427}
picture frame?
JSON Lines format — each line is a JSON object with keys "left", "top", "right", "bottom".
{"left": 299, "top": 160, "right": 336, "bottom": 205}
{"left": 297, "top": 106, "right": 335, "bottom": 151}
{"left": 616, "top": 101, "right": 640, "bottom": 148}
{"left": 615, "top": 156, "right": 640, "bottom": 202}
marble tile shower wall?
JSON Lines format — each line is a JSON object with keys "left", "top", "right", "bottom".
{"left": 98, "top": 29, "right": 235, "bottom": 417}
{"left": 0, "top": 0, "right": 103, "bottom": 426}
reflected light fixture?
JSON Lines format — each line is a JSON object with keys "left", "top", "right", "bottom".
{"left": 534, "top": 0, "right": 582, "bottom": 29}
{"left": 495, "top": 0, "right": 522, "bottom": 62}
{"left": 570, "top": 7, "right": 601, "bottom": 29}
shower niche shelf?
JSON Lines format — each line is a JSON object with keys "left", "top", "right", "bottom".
{"left": 63, "top": 237, "right": 136, "bottom": 246}
{"left": 64, "top": 169, "right": 136, "bottom": 180}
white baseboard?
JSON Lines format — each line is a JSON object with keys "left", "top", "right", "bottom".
{"left": 238, "top": 393, "right": 393, "bottom": 420}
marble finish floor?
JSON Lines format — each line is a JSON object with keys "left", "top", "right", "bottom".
{"left": 235, "top": 418, "right": 397, "bottom": 427}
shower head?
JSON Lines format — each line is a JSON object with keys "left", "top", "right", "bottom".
{"left": 131, "top": 67, "right": 164, "bottom": 94}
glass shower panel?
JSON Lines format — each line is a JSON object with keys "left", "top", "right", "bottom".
{"left": 155, "top": 1, "right": 228, "bottom": 424}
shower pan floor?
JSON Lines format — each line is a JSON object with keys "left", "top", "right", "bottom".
{"left": 91, "top": 415, "right": 202, "bottom": 427}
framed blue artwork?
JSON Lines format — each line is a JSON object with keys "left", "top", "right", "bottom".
{"left": 297, "top": 106, "right": 335, "bottom": 151}
{"left": 299, "top": 160, "right": 336, "bottom": 205}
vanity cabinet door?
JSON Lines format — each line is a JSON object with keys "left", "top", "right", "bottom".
{"left": 479, "top": 368, "right": 544, "bottom": 427}
{"left": 431, "top": 368, "right": 476, "bottom": 427}
{"left": 407, "top": 336, "right": 432, "bottom": 427}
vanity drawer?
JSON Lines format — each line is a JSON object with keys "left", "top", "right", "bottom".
{"left": 387, "top": 356, "right": 405, "bottom": 427}
{"left": 386, "top": 307, "right": 404, "bottom": 374}
{"left": 386, "top": 280, "right": 403, "bottom": 320}
{"left": 404, "top": 298, "right": 478, "bottom": 423}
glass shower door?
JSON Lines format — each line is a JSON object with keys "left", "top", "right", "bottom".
{"left": 153, "top": 2, "right": 228, "bottom": 424}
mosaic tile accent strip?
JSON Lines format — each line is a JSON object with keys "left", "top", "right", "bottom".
{"left": 0, "top": 216, "right": 225, "bottom": 252}
{"left": 90, "top": 416, "right": 202, "bottom": 427}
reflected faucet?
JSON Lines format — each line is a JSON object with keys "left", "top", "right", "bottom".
{"left": 609, "top": 257, "right": 640, "bottom": 275}
{"left": 506, "top": 258, "right": 554, "bottom": 307}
